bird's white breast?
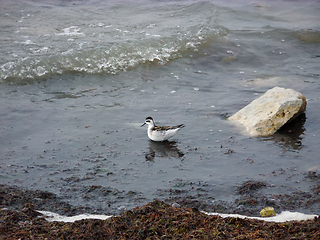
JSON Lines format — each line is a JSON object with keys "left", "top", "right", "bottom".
{"left": 148, "top": 128, "right": 179, "bottom": 141}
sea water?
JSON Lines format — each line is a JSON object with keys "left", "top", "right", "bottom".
{"left": 1, "top": 0, "right": 320, "bottom": 215}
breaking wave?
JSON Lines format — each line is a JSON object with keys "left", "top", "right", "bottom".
{"left": 0, "top": 1, "right": 227, "bottom": 83}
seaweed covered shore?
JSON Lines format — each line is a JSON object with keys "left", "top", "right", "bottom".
{"left": 1, "top": 191, "right": 320, "bottom": 239}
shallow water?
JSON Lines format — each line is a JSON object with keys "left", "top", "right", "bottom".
{"left": 1, "top": 0, "right": 320, "bottom": 214}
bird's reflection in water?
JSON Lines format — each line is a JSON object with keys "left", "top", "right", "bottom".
{"left": 145, "top": 140, "right": 184, "bottom": 161}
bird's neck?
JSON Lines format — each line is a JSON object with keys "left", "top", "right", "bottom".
{"left": 148, "top": 123, "right": 155, "bottom": 130}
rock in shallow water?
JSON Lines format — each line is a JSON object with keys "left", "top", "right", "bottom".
{"left": 228, "top": 87, "right": 306, "bottom": 136}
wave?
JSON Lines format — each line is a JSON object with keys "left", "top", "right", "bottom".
{"left": 1, "top": 29, "right": 226, "bottom": 83}
{"left": 0, "top": 1, "right": 227, "bottom": 84}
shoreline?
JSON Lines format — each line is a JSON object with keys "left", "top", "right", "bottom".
{"left": 1, "top": 199, "right": 319, "bottom": 239}
{"left": 1, "top": 184, "right": 320, "bottom": 239}
{"left": 1, "top": 181, "right": 320, "bottom": 217}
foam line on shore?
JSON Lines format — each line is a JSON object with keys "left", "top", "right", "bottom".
{"left": 38, "top": 210, "right": 112, "bottom": 222}
{"left": 38, "top": 210, "right": 317, "bottom": 223}
{"left": 203, "top": 211, "right": 318, "bottom": 222}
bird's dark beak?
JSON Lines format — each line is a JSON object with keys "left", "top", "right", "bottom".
{"left": 141, "top": 123, "right": 146, "bottom": 127}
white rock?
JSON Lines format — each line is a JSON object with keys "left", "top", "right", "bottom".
{"left": 228, "top": 87, "right": 306, "bottom": 136}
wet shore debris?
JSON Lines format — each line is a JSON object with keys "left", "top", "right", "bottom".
{"left": 1, "top": 199, "right": 320, "bottom": 239}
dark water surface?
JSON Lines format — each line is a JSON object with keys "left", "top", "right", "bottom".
{"left": 1, "top": 0, "right": 320, "bottom": 215}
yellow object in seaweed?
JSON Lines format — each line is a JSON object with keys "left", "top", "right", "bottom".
{"left": 260, "top": 207, "right": 276, "bottom": 217}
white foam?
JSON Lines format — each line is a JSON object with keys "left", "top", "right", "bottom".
{"left": 55, "top": 26, "right": 85, "bottom": 37}
{"left": 38, "top": 210, "right": 317, "bottom": 223}
{"left": 38, "top": 210, "right": 112, "bottom": 222}
{"left": 203, "top": 211, "right": 318, "bottom": 223}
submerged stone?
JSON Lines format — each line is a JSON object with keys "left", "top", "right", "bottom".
{"left": 228, "top": 87, "right": 306, "bottom": 137}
